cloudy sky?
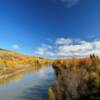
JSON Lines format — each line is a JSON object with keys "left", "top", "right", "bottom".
{"left": 0, "top": 0, "right": 100, "bottom": 58}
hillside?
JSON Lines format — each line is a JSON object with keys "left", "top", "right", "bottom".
{"left": 0, "top": 49, "right": 51, "bottom": 80}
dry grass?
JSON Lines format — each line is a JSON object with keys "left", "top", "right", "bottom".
{"left": 0, "top": 49, "right": 51, "bottom": 79}
{"left": 51, "top": 55, "right": 100, "bottom": 100}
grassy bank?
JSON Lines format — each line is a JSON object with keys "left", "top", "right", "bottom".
{"left": 49, "top": 55, "right": 100, "bottom": 100}
{"left": 0, "top": 49, "right": 52, "bottom": 81}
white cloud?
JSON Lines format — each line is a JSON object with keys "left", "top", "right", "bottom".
{"left": 12, "top": 44, "right": 20, "bottom": 49}
{"left": 59, "top": 0, "right": 80, "bottom": 7}
{"left": 94, "top": 41, "right": 100, "bottom": 49}
{"left": 55, "top": 38, "right": 73, "bottom": 45}
{"left": 35, "top": 38, "right": 100, "bottom": 58}
{"left": 86, "top": 34, "right": 96, "bottom": 39}
{"left": 35, "top": 48, "right": 55, "bottom": 56}
{"left": 35, "top": 44, "right": 54, "bottom": 56}
{"left": 41, "top": 44, "right": 52, "bottom": 49}
{"left": 55, "top": 37, "right": 80, "bottom": 45}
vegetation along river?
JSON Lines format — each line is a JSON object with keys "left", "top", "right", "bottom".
{"left": 0, "top": 65, "right": 56, "bottom": 100}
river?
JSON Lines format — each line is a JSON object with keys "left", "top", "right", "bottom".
{"left": 0, "top": 65, "right": 56, "bottom": 100}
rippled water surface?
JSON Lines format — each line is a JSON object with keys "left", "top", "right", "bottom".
{"left": 0, "top": 65, "right": 56, "bottom": 100}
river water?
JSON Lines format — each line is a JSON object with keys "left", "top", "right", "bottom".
{"left": 0, "top": 65, "right": 56, "bottom": 100}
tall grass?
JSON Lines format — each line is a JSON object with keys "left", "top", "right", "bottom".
{"left": 50, "top": 54, "right": 100, "bottom": 100}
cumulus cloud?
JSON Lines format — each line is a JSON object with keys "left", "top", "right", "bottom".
{"left": 35, "top": 37, "right": 100, "bottom": 58}
{"left": 12, "top": 44, "right": 20, "bottom": 49}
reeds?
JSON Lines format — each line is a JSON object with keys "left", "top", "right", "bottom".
{"left": 50, "top": 54, "right": 100, "bottom": 100}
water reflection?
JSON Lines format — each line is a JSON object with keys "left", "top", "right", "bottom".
{"left": 0, "top": 65, "right": 45, "bottom": 84}
{"left": 0, "top": 65, "right": 56, "bottom": 100}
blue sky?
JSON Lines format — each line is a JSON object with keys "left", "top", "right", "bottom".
{"left": 0, "top": 0, "right": 100, "bottom": 58}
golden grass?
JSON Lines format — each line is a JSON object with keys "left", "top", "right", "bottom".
{"left": 0, "top": 50, "right": 51, "bottom": 79}
{"left": 51, "top": 55, "right": 100, "bottom": 100}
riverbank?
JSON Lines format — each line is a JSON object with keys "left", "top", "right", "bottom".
{"left": 49, "top": 56, "right": 100, "bottom": 100}
{"left": 0, "top": 49, "right": 52, "bottom": 83}
{"left": 0, "top": 65, "right": 56, "bottom": 100}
